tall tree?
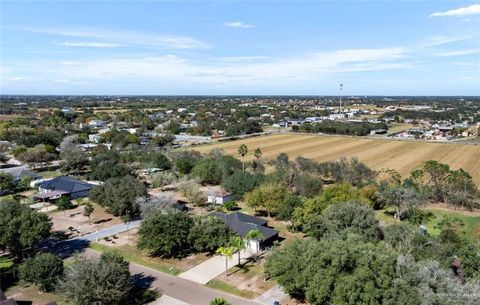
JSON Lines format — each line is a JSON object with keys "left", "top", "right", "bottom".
{"left": 59, "top": 252, "right": 133, "bottom": 305}
{"left": 229, "top": 235, "right": 246, "bottom": 266}
{"left": 20, "top": 252, "right": 64, "bottom": 292}
{"left": 238, "top": 144, "right": 248, "bottom": 172}
{"left": 83, "top": 202, "right": 94, "bottom": 221}
{"left": 138, "top": 211, "right": 193, "bottom": 258}
{"left": 90, "top": 175, "right": 146, "bottom": 219}
{"left": 0, "top": 199, "right": 52, "bottom": 258}
{"left": 216, "top": 245, "right": 235, "bottom": 276}
{"left": 188, "top": 216, "right": 233, "bottom": 253}
{"left": 246, "top": 229, "right": 264, "bottom": 255}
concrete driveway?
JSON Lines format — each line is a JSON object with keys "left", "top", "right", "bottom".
{"left": 178, "top": 249, "right": 251, "bottom": 284}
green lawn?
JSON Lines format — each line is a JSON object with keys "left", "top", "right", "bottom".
{"left": 0, "top": 256, "right": 14, "bottom": 269}
{"left": 36, "top": 169, "right": 62, "bottom": 178}
{"left": 205, "top": 279, "right": 255, "bottom": 299}
{"left": 423, "top": 208, "right": 480, "bottom": 241}
{"left": 375, "top": 207, "right": 480, "bottom": 241}
{"left": 89, "top": 242, "right": 183, "bottom": 275}
{"left": 4, "top": 285, "right": 68, "bottom": 305}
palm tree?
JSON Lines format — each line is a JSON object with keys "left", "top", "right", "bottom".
{"left": 210, "top": 297, "right": 231, "bottom": 305}
{"left": 238, "top": 144, "right": 248, "bottom": 172}
{"left": 246, "top": 229, "right": 264, "bottom": 255}
{"left": 216, "top": 246, "right": 235, "bottom": 276}
{"left": 229, "top": 236, "right": 246, "bottom": 266}
{"left": 254, "top": 147, "right": 262, "bottom": 159}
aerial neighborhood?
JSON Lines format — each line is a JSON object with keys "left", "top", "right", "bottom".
{"left": 1, "top": 1, "right": 480, "bottom": 305}
{"left": 0, "top": 95, "right": 479, "bottom": 305}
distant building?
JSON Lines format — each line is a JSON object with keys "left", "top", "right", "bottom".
{"left": 61, "top": 107, "right": 74, "bottom": 114}
{"left": 88, "top": 134, "right": 102, "bottom": 143}
{"left": 370, "top": 129, "right": 387, "bottom": 135}
{"left": 207, "top": 191, "right": 233, "bottom": 205}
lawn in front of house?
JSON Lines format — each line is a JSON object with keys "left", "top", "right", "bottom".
{"left": 4, "top": 285, "right": 67, "bottom": 305}
{"left": 206, "top": 279, "right": 256, "bottom": 299}
{"left": 89, "top": 241, "right": 213, "bottom": 276}
{"left": 210, "top": 258, "right": 275, "bottom": 299}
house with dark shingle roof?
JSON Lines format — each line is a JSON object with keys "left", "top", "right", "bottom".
{"left": 0, "top": 166, "right": 41, "bottom": 182}
{"left": 210, "top": 212, "right": 279, "bottom": 251}
{"left": 37, "top": 176, "right": 94, "bottom": 199}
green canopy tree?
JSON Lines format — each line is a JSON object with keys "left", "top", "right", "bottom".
{"left": 59, "top": 252, "right": 133, "bottom": 305}
{"left": 188, "top": 216, "right": 233, "bottom": 253}
{"left": 0, "top": 199, "right": 52, "bottom": 258}
{"left": 90, "top": 175, "right": 146, "bottom": 218}
{"left": 138, "top": 211, "right": 193, "bottom": 258}
{"left": 20, "top": 252, "right": 64, "bottom": 292}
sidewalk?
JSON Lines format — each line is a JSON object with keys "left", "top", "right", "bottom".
{"left": 178, "top": 249, "right": 251, "bottom": 284}
{"left": 255, "top": 285, "right": 288, "bottom": 305}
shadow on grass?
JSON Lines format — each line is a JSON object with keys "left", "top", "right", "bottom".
{"left": 38, "top": 237, "right": 91, "bottom": 259}
{"left": 129, "top": 273, "right": 160, "bottom": 305}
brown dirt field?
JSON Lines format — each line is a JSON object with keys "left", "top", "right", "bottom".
{"left": 49, "top": 203, "right": 122, "bottom": 238}
{"left": 192, "top": 134, "right": 480, "bottom": 186}
{"left": 216, "top": 260, "right": 275, "bottom": 298}
{"left": 0, "top": 114, "right": 26, "bottom": 121}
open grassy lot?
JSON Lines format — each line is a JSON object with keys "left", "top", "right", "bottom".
{"left": 5, "top": 285, "right": 68, "bottom": 305}
{"left": 375, "top": 206, "right": 480, "bottom": 242}
{"left": 0, "top": 114, "right": 26, "bottom": 121}
{"left": 423, "top": 207, "right": 480, "bottom": 241}
{"left": 193, "top": 134, "right": 480, "bottom": 186}
{"left": 89, "top": 242, "right": 206, "bottom": 276}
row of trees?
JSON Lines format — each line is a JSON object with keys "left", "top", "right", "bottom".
{"left": 292, "top": 121, "right": 388, "bottom": 136}
{"left": 265, "top": 202, "right": 480, "bottom": 305}
{"left": 138, "top": 211, "right": 233, "bottom": 257}
{"left": 19, "top": 251, "right": 157, "bottom": 305}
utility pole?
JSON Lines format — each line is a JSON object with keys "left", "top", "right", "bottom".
{"left": 339, "top": 83, "right": 344, "bottom": 114}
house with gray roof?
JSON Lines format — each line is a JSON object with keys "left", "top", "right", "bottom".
{"left": 210, "top": 212, "right": 279, "bottom": 252}
{"left": 37, "top": 176, "right": 94, "bottom": 200}
{"left": 0, "top": 166, "right": 41, "bottom": 182}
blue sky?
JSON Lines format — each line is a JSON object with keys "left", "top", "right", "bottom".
{"left": 1, "top": 1, "right": 479, "bottom": 95}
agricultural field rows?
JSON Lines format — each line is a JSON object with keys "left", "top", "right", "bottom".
{"left": 193, "top": 134, "right": 480, "bottom": 186}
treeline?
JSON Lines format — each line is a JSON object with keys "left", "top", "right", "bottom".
{"left": 292, "top": 121, "right": 388, "bottom": 136}
{"left": 257, "top": 156, "right": 480, "bottom": 305}
{"left": 382, "top": 109, "right": 470, "bottom": 122}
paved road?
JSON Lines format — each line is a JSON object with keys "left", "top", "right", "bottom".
{"left": 76, "top": 220, "right": 142, "bottom": 241}
{"left": 48, "top": 219, "right": 262, "bottom": 305}
{"left": 84, "top": 249, "right": 260, "bottom": 305}
{"left": 255, "top": 285, "right": 287, "bottom": 305}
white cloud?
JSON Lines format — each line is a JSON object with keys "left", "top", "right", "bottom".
{"left": 8, "top": 77, "right": 26, "bottom": 82}
{"left": 436, "top": 49, "right": 480, "bottom": 57}
{"left": 10, "top": 26, "right": 210, "bottom": 49}
{"left": 224, "top": 21, "right": 253, "bottom": 28}
{"left": 34, "top": 47, "right": 409, "bottom": 86}
{"left": 429, "top": 4, "right": 480, "bottom": 17}
{"left": 217, "top": 56, "right": 268, "bottom": 62}
{"left": 56, "top": 41, "right": 124, "bottom": 48}
{"left": 424, "top": 36, "right": 471, "bottom": 46}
